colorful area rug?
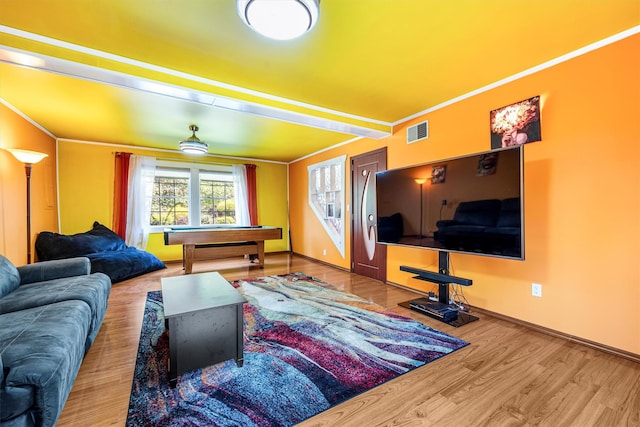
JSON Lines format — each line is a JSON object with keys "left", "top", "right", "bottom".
{"left": 127, "top": 272, "right": 468, "bottom": 426}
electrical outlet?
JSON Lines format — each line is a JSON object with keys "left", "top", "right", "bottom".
{"left": 441, "top": 199, "right": 447, "bottom": 206}
{"left": 531, "top": 283, "right": 542, "bottom": 297}
{"left": 323, "top": 249, "right": 327, "bottom": 256}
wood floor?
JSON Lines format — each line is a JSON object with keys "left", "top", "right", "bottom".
{"left": 57, "top": 253, "right": 640, "bottom": 426}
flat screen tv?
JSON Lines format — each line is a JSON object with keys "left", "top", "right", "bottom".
{"left": 375, "top": 146, "right": 524, "bottom": 260}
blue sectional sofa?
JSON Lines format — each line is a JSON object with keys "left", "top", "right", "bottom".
{"left": 0, "top": 255, "right": 111, "bottom": 427}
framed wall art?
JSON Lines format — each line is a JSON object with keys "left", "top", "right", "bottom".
{"left": 431, "top": 165, "right": 446, "bottom": 184}
{"left": 490, "top": 96, "right": 541, "bottom": 149}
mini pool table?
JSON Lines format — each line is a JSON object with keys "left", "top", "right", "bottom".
{"left": 164, "top": 226, "right": 283, "bottom": 274}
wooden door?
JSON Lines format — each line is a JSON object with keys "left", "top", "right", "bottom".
{"left": 351, "top": 148, "right": 387, "bottom": 281}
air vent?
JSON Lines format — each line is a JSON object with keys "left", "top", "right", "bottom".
{"left": 407, "top": 120, "right": 429, "bottom": 144}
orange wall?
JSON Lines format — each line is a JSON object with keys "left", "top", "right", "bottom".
{"left": 290, "top": 34, "right": 640, "bottom": 354}
{"left": 290, "top": 139, "right": 386, "bottom": 268}
{"left": 0, "top": 103, "right": 58, "bottom": 265}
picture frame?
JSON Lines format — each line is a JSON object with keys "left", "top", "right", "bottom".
{"left": 431, "top": 165, "right": 446, "bottom": 184}
{"left": 477, "top": 152, "right": 498, "bottom": 176}
{"left": 490, "top": 96, "right": 541, "bottom": 149}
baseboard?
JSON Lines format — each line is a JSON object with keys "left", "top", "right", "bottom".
{"left": 385, "top": 280, "right": 640, "bottom": 364}
{"left": 290, "top": 252, "right": 351, "bottom": 272}
{"left": 470, "top": 306, "right": 640, "bottom": 363}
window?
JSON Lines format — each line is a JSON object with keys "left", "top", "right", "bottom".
{"left": 199, "top": 172, "right": 235, "bottom": 225}
{"left": 308, "top": 155, "right": 346, "bottom": 257}
{"left": 150, "top": 163, "right": 235, "bottom": 228}
{"left": 151, "top": 169, "right": 190, "bottom": 226}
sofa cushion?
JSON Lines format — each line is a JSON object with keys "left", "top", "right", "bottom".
{"left": 0, "top": 273, "right": 111, "bottom": 351}
{"left": 0, "top": 255, "right": 20, "bottom": 299}
{"left": 17, "top": 257, "right": 90, "bottom": 285}
{"left": 35, "top": 221, "right": 127, "bottom": 261}
{"left": 1, "top": 378, "right": 34, "bottom": 424}
{"left": 0, "top": 354, "right": 26, "bottom": 424}
{"left": 0, "top": 301, "right": 90, "bottom": 427}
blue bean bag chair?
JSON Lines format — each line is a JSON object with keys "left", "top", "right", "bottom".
{"left": 35, "top": 222, "right": 165, "bottom": 283}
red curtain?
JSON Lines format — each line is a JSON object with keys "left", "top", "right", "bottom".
{"left": 245, "top": 164, "right": 258, "bottom": 225}
{"left": 113, "top": 152, "right": 131, "bottom": 239}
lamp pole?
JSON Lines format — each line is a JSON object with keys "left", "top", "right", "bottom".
{"left": 419, "top": 183, "right": 423, "bottom": 237}
{"left": 414, "top": 178, "right": 427, "bottom": 238}
{"left": 25, "top": 163, "right": 33, "bottom": 264}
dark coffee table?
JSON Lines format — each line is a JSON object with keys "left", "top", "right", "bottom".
{"left": 161, "top": 272, "right": 246, "bottom": 386}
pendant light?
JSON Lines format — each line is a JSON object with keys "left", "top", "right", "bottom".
{"left": 179, "top": 125, "right": 208, "bottom": 155}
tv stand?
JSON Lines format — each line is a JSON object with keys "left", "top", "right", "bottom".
{"left": 399, "top": 251, "right": 479, "bottom": 327}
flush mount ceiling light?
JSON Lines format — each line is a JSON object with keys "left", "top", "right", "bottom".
{"left": 237, "top": 0, "right": 320, "bottom": 40}
{"left": 179, "top": 125, "right": 208, "bottom": 154}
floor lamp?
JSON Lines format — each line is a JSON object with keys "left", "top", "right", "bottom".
{"left": 414, "top": 178, "right": 427, "bottom": 238}
{"left": 7, "top": 149, "right": 48, "bottom": 264}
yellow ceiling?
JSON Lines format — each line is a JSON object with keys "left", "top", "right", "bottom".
{"left": 0, "top": 0, "right": 638, "bottom": 162}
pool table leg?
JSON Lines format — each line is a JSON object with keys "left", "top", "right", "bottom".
{"left": 257, "top": 241, "right": 265, "bottom": 268}
{"left": 184, "top": 244, "right": 195, "bottom": 274}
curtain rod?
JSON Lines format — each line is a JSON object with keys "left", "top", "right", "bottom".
{"left": 115, "top": 152, "right": 248, "bottom": 167}
{"left": 154, "top": 156, "right": 240, "bottom": 167}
